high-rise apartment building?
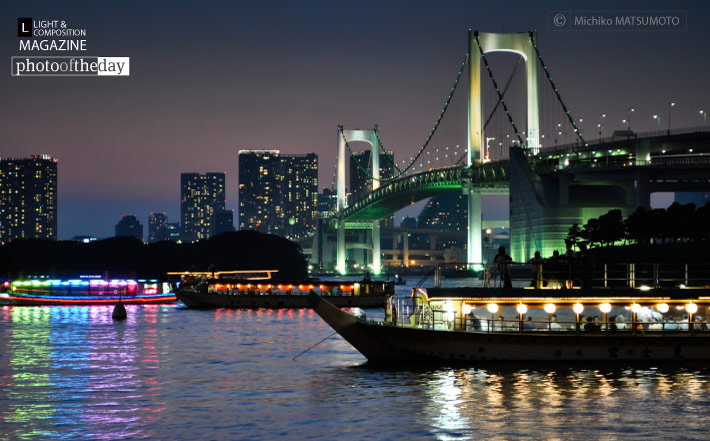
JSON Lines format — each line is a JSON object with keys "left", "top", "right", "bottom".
{"left": 348, "top": 150, "right": 396, "bottom": 200}
{"left": 317, "top": 188, "right": 337, "bottom": 219}
{"left": 181, "top": 172, "right": 225, "bottom": 243}
{"left": 417, "top": 190, "right": 467, "bottom": 251}
{"left": 211, "top": 208, "right": 235, "bottom": 236}
{"left": 418, "top": 190, "right": 468, "bottom": 231}
{"left": 148, "top": 212, "right": 169, "bottom": 242}
{"left": 238, "top": 150, "right": 317, "bottom": 239}
{"left": 0, "top": 155, "right": 58, "bottom": 244}
{"left": 115, "top": 215, "right": 144, "bottom": 240}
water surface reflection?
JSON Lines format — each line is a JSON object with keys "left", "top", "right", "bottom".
{"left": 1, "top": 305, "right": 709, "bottom": 440}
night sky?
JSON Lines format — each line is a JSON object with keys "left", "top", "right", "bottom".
{"left": 2, "top": 0, "right": 709, "bottom": 239}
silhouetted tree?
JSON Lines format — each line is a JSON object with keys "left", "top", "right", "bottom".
{"left": 695, "top": 203, "right": 710, "bottom": 242}
{"left": 581, "top": 218, "right": 601, "bottom": 248}
{"left": 565, "top": 223, "right": 582, "bottom": 250}
{"left": 666, "top": 202, "right": 695, "bottom": 242}
{"left": 624, "top": 207, "right": 649, "bottom": 244}
{"left": 597, "top": 209, "right": 625, "bottom": 246}
{"left": 0, "top": 231, "right": 308, "bottom": 280}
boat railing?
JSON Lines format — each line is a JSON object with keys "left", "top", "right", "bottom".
{"left": 402, "top": 310, "right": 710, "bottom": 336}
{"left": 485, "top": 262, "right": 710, "bottom": 289}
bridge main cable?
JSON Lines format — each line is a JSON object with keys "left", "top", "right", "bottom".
{"left": 342, "top": 52, "right": 470, "bottom": 183}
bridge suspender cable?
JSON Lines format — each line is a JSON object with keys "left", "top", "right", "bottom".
{"left": 484, "top": 55, "right": 523, "bottom": 130}
{"left": 474, "top": 31, "right": 527, "bottom": 149}
{"left": 529, "top": 32, "right": 587, "bottom": 147}
{"left": 342, "top": 52, "right": 470, "bottom": 183}
{"left": 393, "top": 54, "right": 522, "bottom": 169}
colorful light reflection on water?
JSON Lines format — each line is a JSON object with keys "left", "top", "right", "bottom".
{"left": 1, "top": 305, "right": 710, "bottom": 440}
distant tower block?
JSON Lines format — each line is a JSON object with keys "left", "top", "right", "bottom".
{"left": 467, "top": 31, "right": 540, "bottom": 267}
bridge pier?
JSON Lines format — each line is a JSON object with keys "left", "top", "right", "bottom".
{"left": 403, "top": 232, "right": 409, "bottom": 267}
{"left": 467, "top": 187, "right": 483, "bottom": 269}
{"left": 337, "top": 222, "right": 346, "bottom": 275}
{"left": 372, "top": 221, "right": 381, "bottom": 275}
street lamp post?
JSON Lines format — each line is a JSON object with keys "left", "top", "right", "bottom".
{"left": 653, "top": 114, "right": 661, "bottom": 129}
{"left": 627, "top": 108, "right": 635, "bottom": 139}
{"left": 701, "top": 110, "right": 706, "bottom": 125}
{"left": 668, "top": 102, "right": 676, "bottom": 134}
{"left": 598, "top": 113, "right": 606, "bottom": 139}
{"left": 484, "top": 229, "right": 492, "bottom": 288}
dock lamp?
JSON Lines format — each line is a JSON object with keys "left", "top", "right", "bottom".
{"left": 600, "top": 303, "right": 612, "bottom": 330}
{"left": 687, "top": 303, "right": 698, "bottom": 330}
{"left": 573, "top": 303, "right": 584, "bottom": 332}
{"left": 544, "top": 303, "right": 556, "bottom": 331}
{"left": 487, "top": 303, "right": 499, "bottom": 330}
{"left": 516, "top": 304, "right": 528, "bottom": 331}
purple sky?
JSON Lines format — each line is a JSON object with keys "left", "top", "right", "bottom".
{"left": 2, "top": 0, "right": 708, "bottom": 239}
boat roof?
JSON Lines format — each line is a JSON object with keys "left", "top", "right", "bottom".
{"left": 424, "top": 287, "right": 710, "bottom": 303}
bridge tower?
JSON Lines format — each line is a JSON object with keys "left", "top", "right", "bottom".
{"left": 336, "top": 126, "right": 381, "bottom": 275}
{"left": 467, "top": 31, "right": 540, "bottom": 266}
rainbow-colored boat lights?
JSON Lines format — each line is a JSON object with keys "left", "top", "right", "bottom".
{"left": 0, "top": 278, "right": 177, "bottom": 306}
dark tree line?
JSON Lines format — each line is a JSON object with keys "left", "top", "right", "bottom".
{"left": 566, "top": 202, "right": 710, "bottom": 249}
{"left": 0, "top": 231, "right": 307, "bottom": 280}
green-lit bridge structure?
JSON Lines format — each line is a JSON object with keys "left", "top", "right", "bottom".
{"left": 326, "top": 30, "right": 710, "bottom": 275}
{"left": 332, "top": 162, "right": 509, "bottom": 274}
{"left": 339, "top": 162, "right": 509, "bottom": 221}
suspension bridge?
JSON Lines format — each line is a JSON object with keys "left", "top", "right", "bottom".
{"left": 321, "top": 31, "right": 710, "bottom": 275}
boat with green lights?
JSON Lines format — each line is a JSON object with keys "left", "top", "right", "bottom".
{"left": 309, "top": 284, "right": 710, "bottom": 362}
{"left": 0, "top": 278, "right": 177, "bottom": 306}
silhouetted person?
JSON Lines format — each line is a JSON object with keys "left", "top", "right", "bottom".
{"left": 548, "top": 250, "right": 563, "bottom": 289}
{"left": 523, "top": 316, "right": 536, "bottom": 331}
{"left": 494, "top": 246, "right": 512, "bottom": 288}
{"left": 585, "top": 315, "right": 601, "bottom": 332}
{"left": 528, "top": 251, "right": 544, "bottom": 288}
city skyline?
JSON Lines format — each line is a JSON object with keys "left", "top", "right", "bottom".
{"left": 2, "top": 0, "right": 709, "bottom": 239}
